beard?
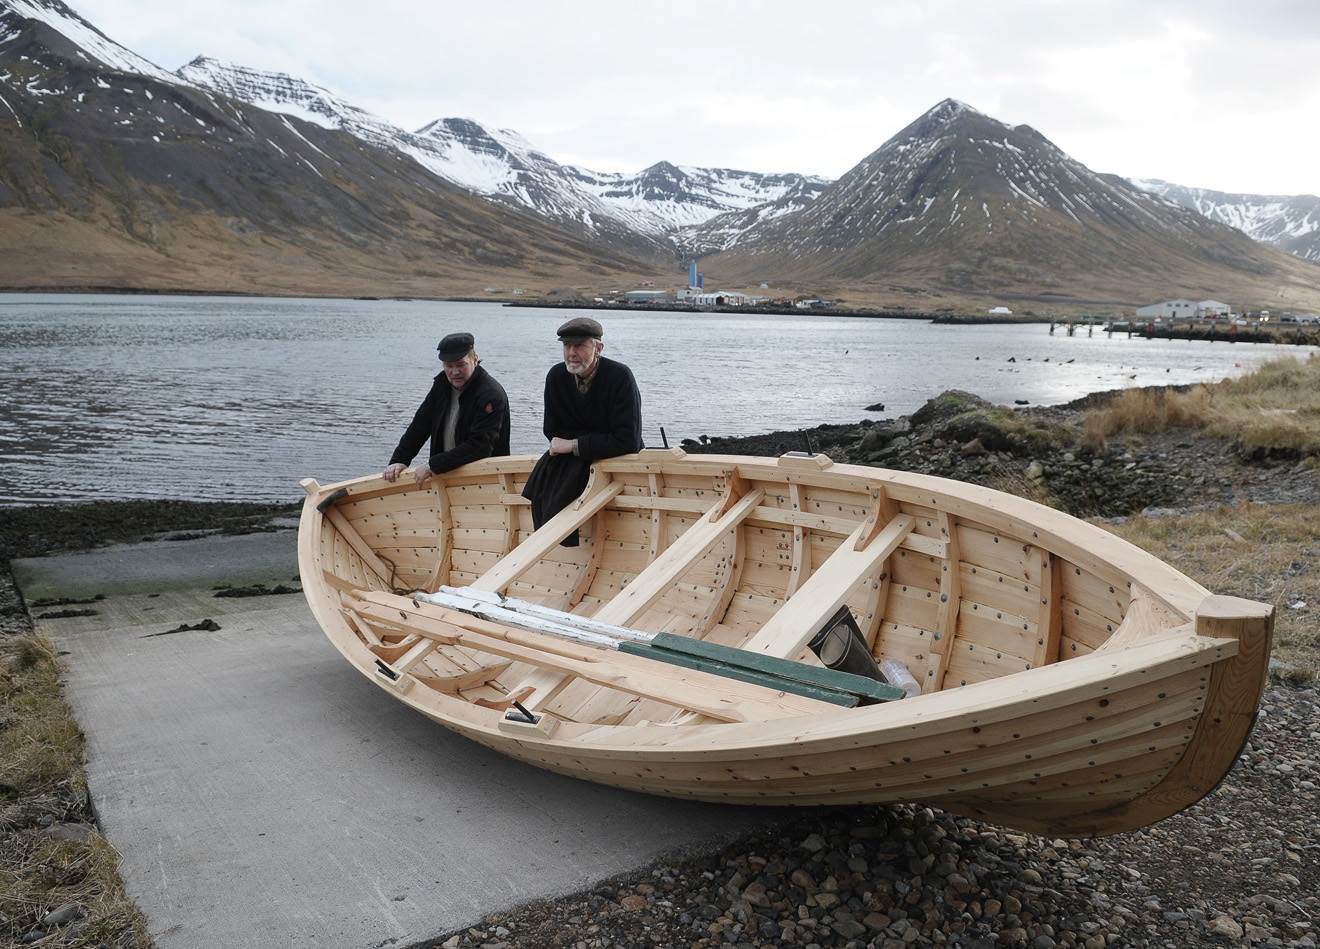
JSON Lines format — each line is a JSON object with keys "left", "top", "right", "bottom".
{"left": 566, "top": 354, "right": 598, "bottom": 377}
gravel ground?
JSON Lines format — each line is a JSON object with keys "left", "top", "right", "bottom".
{"left": 426, "top": 685, "right": 1317, "bottom": 949}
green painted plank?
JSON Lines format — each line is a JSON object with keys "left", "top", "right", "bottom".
{"left": 618, "top": 642, "right": 859, "bottom": 708}
{"left": 649, "top": 632, "right": 905, "bottom": 703}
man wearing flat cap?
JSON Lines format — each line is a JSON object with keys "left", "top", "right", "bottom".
{"left": 383, "top": 332, "right": 510, "bottom": 484}
{"left": 521, "top": 317, "right": 643, "bottom": 543}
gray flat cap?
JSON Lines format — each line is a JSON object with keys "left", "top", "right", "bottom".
{"left": 556, "top": 317, "right": 603, "bottom": 341}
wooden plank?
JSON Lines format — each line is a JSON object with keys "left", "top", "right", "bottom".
{"left": 447, "top": 527, "right": 508, "bottom": 553}
{"left": 355, "top": 526, "right": 441, "bottom": 548}
{"left": 1061, "top": 563, "right": 1130, "bottom": 624}
{"left": 744, "top": 515, "right": 914, "bottom": 659}
{"left": 784, "top": 484, "right": 809, "bottom": 597}
{"left": 448, "top": 504, "right": 509, "bottom": 530}
{"left": 1061, "top": 597, "right": 1120, "bottom": 650}
{"left": 590, "top": 489, "right": 766, "bottom": 627}
{"left": 445, "top": 480, "right": 505, "bottom": 504}
{"left": 450, "top": 547, "right": 501, "bottom": 575}
{"left": 747, "top": 505, "right": 859, "bottom": 536}
{"left": 901, "top": 533, "right": 948, "bottom": 558}
{"left": 874, "top": 621, "right": 932, "bottom": 671}
{"left": 885, "top": 581, "right": 941, "bottom": 631}
{"left": 890, "top": 548, "right": 942, "bottom": 590}
{"left": 323, "top": 504, "right": 393, "bottom": 586}
{"left": 958, "top": 561, "right": 1039, "bottom": 618}
{"left": 648, "top": 473, "right": 668, "bottom": 562}
{"left": 1033, "top": 549, "right": 1063, "bottom": 667}
{"left": 567, "top": 513, "right": 606, "bottom": 608}
{"left": 337, "top": 490, "right": 442, "bottom": 521}
{"left": 469, "top": 478, "right": 624, "bottom": 594}
{"left": 925, "top": 512, "right": 961, "bottom": 692}
{"left": 695, "top": 529, "right": 744, "bottom": 633}
{"left": 957, "top": 602, "right": 1038, "bottom": 661}
{"left": 500, "top": 474, "right": 519, "bottom": 554}
{"left": 610, "top": 494, "right": 712, "bottom": 514}
{"left": 956, "top": 524, "right": 1041, "bottom": 585}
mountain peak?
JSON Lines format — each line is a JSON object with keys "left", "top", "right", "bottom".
{"left": 923, "top": 98, "right": 982, "bottom": 122}
{"left": 2, "top": 0, "right": 177, "bottom": 83}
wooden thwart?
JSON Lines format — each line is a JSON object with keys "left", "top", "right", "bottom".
{"left": 744, "top": 514, "right": 915, "bottom": 659}
{"left": 592, "top": 488, "right": 766, "bottom": 627}
{"left": 471, "top": 478, "right": 624, "bottom": 594}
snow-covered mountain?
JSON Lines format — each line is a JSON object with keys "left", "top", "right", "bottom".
{"left": 1129, "top": 178, "right": 1320, "bottom": 263}
{"left": 176, "top": 57, "right": 826, "bottom": 247}
{"left": 0, "top": 0, "right": 652, "bottom": 294}
{"left": 1, "top": 0, "right": 177, "bottom": 84}
{"left": 703, "top": 99, "right": 1320, "bottom": 306}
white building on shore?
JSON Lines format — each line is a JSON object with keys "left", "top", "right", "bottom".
{"left": 694, "top": 291, "right": 766, "bottom": 306}
{"left": 1135, "top": 299, "right": 1232, "bottom": 320}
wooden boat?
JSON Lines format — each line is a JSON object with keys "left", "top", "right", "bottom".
{"left": 297, "top": 449, "right": 1272, "bottom": 837}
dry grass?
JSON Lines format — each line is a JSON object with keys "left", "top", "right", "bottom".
{"left": 1084, "top": 354, "right": 1320, "bottom": 455}
{"left": 1, "top": 635, "right": 152, "bottom": 947}
{"left": 1098, "top": 503, "right": 1320, "bottom": 682}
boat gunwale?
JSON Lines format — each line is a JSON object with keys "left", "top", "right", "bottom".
{"left": 304, "top": 449, "right": 1209, "bottom": 621}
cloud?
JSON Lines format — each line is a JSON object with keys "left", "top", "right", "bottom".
{"left": 72, "top": 0, "right": 1320, "bottom": 194}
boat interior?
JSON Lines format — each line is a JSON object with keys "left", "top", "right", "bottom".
{"left": 304, "top": 450, "right": 1195, "bottom": 730}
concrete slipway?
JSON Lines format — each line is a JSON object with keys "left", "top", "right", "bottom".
{"left": 15, "top": 529, "right": 779, "bottom": 949}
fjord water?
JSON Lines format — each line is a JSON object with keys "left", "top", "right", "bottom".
{"left": 0, "top": 294, "right": 1310, "bottom": 504}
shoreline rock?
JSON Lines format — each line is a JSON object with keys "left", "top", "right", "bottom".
{"left": 692, "top": 387, "right": 1318, "bottom": 517}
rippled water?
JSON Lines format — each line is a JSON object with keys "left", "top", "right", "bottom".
{"left": 0, "top": 294, "right": 1311, "bottom": 504}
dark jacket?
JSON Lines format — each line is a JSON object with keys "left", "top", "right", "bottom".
{"left": 389, "top": 364, "right": 511, "bottom": 474}
{"left": 521, "top": 356, "right": 643, "bottom": 538}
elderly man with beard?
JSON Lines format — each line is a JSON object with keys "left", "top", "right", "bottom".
{"left": 383, "top": 332, "right": 511, "bottom": 484}
{"left": 521, "top": 317, "right": 643, "bottom": 544}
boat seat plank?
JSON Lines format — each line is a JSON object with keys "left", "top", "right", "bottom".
{"left": 591, "top": 488, "right": 765, "bottom": 627}
{"left": 471, "top": 479, "right": 624, "bottom": 594}
{"left": 744, "top": 514, "right": 915, "bottom": 659}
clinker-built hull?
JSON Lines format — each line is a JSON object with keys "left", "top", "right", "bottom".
{"left": 298, "top": 449, "right": 1271, "bottom": 837}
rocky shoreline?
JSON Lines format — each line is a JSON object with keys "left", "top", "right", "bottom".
{"left": 685, "top": 387, "right": 1319, "bottom": 517}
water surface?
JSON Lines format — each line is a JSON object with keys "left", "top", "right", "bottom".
{"left": 0, "top": 295, "right": 1310, "bottom": 503}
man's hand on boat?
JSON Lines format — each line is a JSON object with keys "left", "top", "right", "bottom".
{"left": 382, "top": 462, "right": 434, "bottom": 485}
{"left": 549, "top": 437, "right": 577, "bottom": 456}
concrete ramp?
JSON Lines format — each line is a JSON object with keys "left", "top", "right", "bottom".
{"left": 16, "top": 531, "right": 776, "bottom": 949}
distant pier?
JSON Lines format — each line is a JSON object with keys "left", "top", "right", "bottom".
{"left": 1132, "top": 321, "right": 1320, "bottom": 346}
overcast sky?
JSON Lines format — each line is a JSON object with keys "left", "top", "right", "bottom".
{"left": 76, "top": 0, "right": 1320, "bottom": 195}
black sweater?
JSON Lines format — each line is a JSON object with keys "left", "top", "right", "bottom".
{"left": 388, "top": 364, "right": 511, "bottom": 473}
{"left": 541, "top": 356, "right": 643, "bottom": 461}
{"left": 521, "top": 357, "right": 643, "bottom": 536}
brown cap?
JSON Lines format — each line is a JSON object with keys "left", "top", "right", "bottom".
{"left": 556, "top": 316, "right": 603, "bottom": 341}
